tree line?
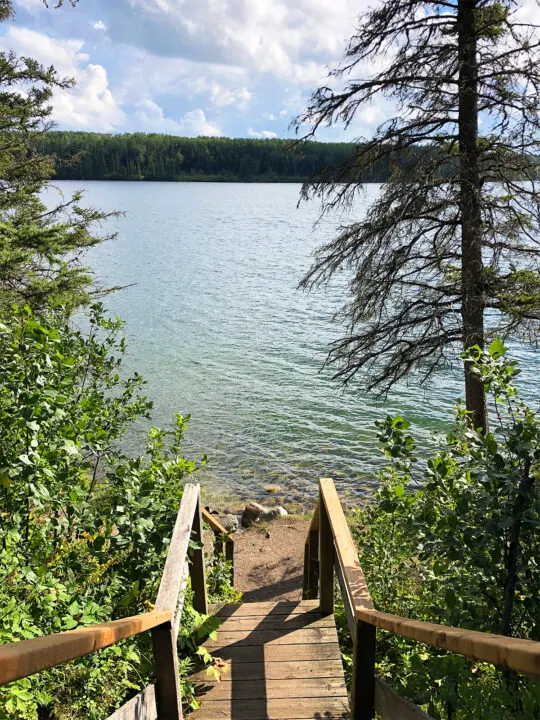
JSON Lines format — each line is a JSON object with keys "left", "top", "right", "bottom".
{"left": 38, "top": 132, "right": 393, "bottom": 182}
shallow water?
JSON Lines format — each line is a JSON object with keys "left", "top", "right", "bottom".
{"left": 49, "top": 181, "right": 540, "bottom": 507}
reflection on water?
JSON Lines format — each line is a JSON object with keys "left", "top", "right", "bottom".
{"left": 50, "top": 181, "right": 540, "bottom": 506}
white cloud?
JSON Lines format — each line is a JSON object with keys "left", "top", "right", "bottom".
{"left": 279, "top": 110, "right": 288, "bottom": 118}
{"left": 0, "top": 27, "right": 125, "bottom": 131}
{"left": 189, "top": 78, "right": 251, "bottom": 109}
{"left": 92, "top": 20, "right": 107, "bottom": 31}
{"left": 111, "top": 0, "right": 357, "bottom": 82}
{"left": 248, "top": 128, "right": 278, "bottom": 139}
{"left": 135, "top": 100, "right": 221, "bottom": 136}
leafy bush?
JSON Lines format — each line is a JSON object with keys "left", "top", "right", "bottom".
{"left": 0, "top": 304, "right": 222, "bottom": 719}
{"left": 345, "top": 342, "right": 539, "bottom": 719}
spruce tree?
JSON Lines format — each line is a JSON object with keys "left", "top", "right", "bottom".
{"left": 0, "top": 0, "right": 114, "bottom": 312}
{"left": 296, "top": 0, "right": 540, "bottom": 430}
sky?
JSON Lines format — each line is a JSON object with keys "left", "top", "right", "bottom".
{"left": 0, "top": 0, "right": 376, "bottom": 140}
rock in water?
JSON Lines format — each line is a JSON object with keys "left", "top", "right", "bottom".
{"left": 264, "top": 485, "right": 283, "bottom": 493}
{"left": 241, "top": 502, "right": 267, "bottom": 528}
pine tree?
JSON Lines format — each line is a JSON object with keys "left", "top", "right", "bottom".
{"left": 296, "top": 0, "right": 540, "bottom": 430}
{"left": 0, "top": 0, "right": 116, "bottom": 312}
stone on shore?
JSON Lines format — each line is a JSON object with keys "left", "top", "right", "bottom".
{"left": 241, "top": 502, "right": 288, "bottom": 528}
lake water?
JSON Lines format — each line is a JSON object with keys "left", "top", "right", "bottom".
{"left": 50, "top": 181, "right": 539, "bottom": 507}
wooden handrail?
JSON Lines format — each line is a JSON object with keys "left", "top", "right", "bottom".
{"left": 201, "top": 507, "right": 234, "bottom": 537}
{"left": 305, "top": 478, "right": 540, "bottom": 720}
{"left": 201, "top": 506, "right": 235, "bottom": 585}
{"left": 0, "top": 611, "right": 171, "bottom": 686}
{"left": 0, "top": 482, "right": 235, "bottom": 720}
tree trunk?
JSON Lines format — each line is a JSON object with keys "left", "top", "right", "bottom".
{"left": 458, "top": 0, "right": 488, "bottom": 431}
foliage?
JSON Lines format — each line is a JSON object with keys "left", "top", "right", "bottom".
{"left": 0, "top": 8, "right": 117, "bottom": 312}
{"left": 0, "top": 304, "right": 219, "bottom": 719}
{"left": 206, "top": 548, "right": 241, "bottom": 604}
{"left": 345, "top": 343, "right": 540, "bottom": 718}
{"left": 36, "top": 132, "right": 369, "bottom": 183}
{"left": 296, "top": 0, "right": 540, "bottom": 429}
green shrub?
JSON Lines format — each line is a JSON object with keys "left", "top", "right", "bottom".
{"left": 0, "top": 304, "right": 217, "bottom": 719}
{"left": 344, "top": 342, "right": 539, "bottom": 718}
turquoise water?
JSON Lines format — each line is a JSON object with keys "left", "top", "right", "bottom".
{"left": 50, "top": 181, "right": 539, "bottom": 506}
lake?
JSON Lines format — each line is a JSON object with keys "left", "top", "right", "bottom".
{"left": 49, "top": 181, "right": 539, "bottom": 507}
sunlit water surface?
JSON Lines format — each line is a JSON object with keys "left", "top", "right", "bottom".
{"left": 49, "top": 181, "right": 539, "bottom": 507}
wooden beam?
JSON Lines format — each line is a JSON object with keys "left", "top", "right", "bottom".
{"left": 201, "top": 507, "right": 234, "bottom": 539}
{"left": 351, "top": 620, "right": 376, "bottom": 720}
{"left": 374, "top": 678, "right": 434, "bottom": 720}
{"left": 360, "top": 607, "right": 540, "bottom": 679}
{"left": 107, "top": 684, "right": 157, "bottom": 720}
{"left": 190, "top": 493, "right": 209, "bottom": 615}
{"left": 0, "top": 611, "right": 172, "bottom": 686}
{"left": 151, "top": 621, "right": 182, "bottom": 720}
{"left": 155, "top": 483, "right": 199, "bottom": 619}
{"left": 319, "top": 478, "right": 540, "bottom": 679}
{"left": 318, "top": 481, "right": 334, "bottom": 614}
{"left": 334, "top": 557, "right": 355, "bottom": 638}
{"left": 319, "top": 478, "right": 373, "bottom": 614}
{"left": 225, "top": 538, "right": 234, "bottom": 586}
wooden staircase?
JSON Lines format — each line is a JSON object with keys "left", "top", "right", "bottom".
{"left": 190, "top": 600, "right": 349, "bottom": 720}
{"left": 1, "top": 479, "right": 539, "bottom": 720}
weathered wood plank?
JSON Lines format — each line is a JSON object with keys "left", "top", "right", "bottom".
{"left": 319, "top": 478, "right": 373, "bottom": 616}
{"left": 194, "top": 677, "right": 348, "bottom": 700}
{"left": 151, "top": 621, "right": 182, "bottom": 720}
{"left": 155, "top": 483, "right": 199, "bottom": 621}
{"left": 216, "top": 614, "right": 335, "bottom": 631}
{"left": 190, "top": 659, "right": 345, "bottom": 682}
{"left": 303, "top": 510, "right": 319, "bottom": 601}
{"left": 319, "top": 482, "right": 335, "bottom": 614}
{"left": 209, "top": 601, "right": 319, "bottom": 617}
{"left": 0, "top": 611, "right": 172, "bottom": 686}
{"left": 202, "top": 507, "right": 232, "bottom": 537}
{"left": 319, "top": 479, "right": 540, "bottom": 678}
{"left": 335, "top": 556, "right": 355, "bottom": 638}
{"left": 190, "top": 494, "right": 209, "bottom": 615}
{"left": 204, "top": 626, "right": 339, "bottom": 647}
{"left": 225, "top": 538, "right": 234, "bottom": 586}
{"left": 203, "top": 642, "right": 342, "bottom": 662}
{"left": 361, "top": 609, "right": 540, "bottom": 679}
{"left": 106, "top": 684, "right": 157, "bottom": 720}
{"left": 192, "top": 697, "right": 350, "bottom": 720}
{"left": 375, "top": 677, "right": 435, "bottom": 720}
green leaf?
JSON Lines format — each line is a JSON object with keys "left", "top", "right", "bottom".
{"left": 489, "top": 338, "right": 507, "bottom": 358}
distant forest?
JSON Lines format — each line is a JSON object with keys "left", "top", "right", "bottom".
{"left": 37, "top": 132, "right": 391, "bottom": 183}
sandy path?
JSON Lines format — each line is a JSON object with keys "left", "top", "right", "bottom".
{"left": 232, "top": 517, "right": 310, "bottom": 602}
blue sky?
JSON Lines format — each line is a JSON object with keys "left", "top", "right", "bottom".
{"left": 0, "top": 0, "right": 381, "bottom": 140}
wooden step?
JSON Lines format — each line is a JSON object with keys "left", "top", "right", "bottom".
{"left": 189, "top": 601, "right": 350, "bottom": 720}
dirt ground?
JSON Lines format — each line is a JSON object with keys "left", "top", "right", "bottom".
{"left": 232, "top": 516, "right": 310, "bottom": 602}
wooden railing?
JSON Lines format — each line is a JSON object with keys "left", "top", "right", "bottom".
{"left": 303, "top": 478, "right": 540, "bottom": 720}
{"left": 0, "top": 483, "right": 234, "bottom": 720}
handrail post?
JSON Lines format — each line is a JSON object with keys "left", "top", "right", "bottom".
{"left": 225, "top": 536, "right": 234, "bottom": 586}
{"left": 302, "top": 518, "right": 319, "bottom": 600}
{"left": 151, "top": 620, "right": 183, "bottom": 720}
{"left": 190, "top": 492, "right": 208, "bottom": 614}
{"left": 351, "top": 619, "right": 376, "bottom": 720}
{"left": 318, "top": 482, "right": 334, "bottom": 614}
